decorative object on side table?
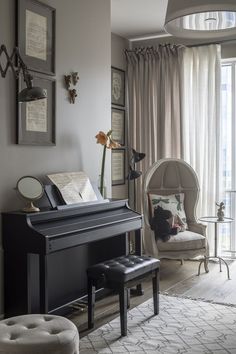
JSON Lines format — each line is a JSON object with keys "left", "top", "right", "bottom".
{"left": 95, "top": 130, "right": 120, "bottom": 197}
{"left": 64, "top": 72, "right": 79, "bottom": 103}
{"left": 216, "top": 201, "right": 225, "bottom": 221}
{"left": 16, "top": 0, "right": 56, "bottom": 75}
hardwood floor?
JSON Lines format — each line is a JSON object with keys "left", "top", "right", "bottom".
{"left": 68, "top": 259, "right": 236, "bottom": 338}
{"left": 166, "top": 258, "right": 236, "bottom": 305}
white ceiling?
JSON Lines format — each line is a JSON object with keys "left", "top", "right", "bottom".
{"left": 111, "top": 0, "right": 169, "bottom": 40}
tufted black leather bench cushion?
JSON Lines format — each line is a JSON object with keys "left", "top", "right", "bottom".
{"left": 87, "top": 254, "right": 160, "bottom": 336}
{"left": 87, "top": 255, "right": 160, "bottom": 283}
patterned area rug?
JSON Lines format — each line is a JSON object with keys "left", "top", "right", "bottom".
{"left": 80, "top": 295, "right": 236, "bottom": 354}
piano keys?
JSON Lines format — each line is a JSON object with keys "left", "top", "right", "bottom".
{"left": 2, "top": 199, "right": 142, "bottom": 317}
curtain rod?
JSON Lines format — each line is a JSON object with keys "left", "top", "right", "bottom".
{"left": 127, "top": 38, "right": 236, "bottom": 49}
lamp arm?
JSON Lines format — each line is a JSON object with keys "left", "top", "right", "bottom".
{"left": 0, "top": 44, "right": 32, "bottom": 88}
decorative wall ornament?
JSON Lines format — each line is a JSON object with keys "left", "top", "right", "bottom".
{"left": 64, "top": 72, "right": 79, "bottom": 104}
{"left": 72, "top": 72, "right": 79, "bottom": 85}
{"left": 69, "top": 89, "right": 77, "bottom": 104}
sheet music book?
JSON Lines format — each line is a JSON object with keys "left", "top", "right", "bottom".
{"left": 47, "top": 171, "right": 99, "bottom": 205}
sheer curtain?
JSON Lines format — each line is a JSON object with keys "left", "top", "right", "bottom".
{"left": 125, "top": 45, "right": 185, "bottom": 211}
{"left": 181, "top": 45, "right": 221, "bottom": 252}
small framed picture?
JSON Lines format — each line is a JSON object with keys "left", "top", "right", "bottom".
{"left": 112, "top": 148, "right": 125, "bottom": 186}
{"left": 16, "top": 0, "right": 56, "bottom": 75}
{"left": 17, "top": 73, "right": 56, "bottom": 145}
{"left": 111, "top": 67, "right": 125, "bottom": 106}
{"left": 111, "top": 108, "right": 125, "bottom": 145}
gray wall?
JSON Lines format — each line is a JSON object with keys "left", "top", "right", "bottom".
{"left": 0, "top": 0, "right": 111, "bottom": 317}
{"left": 111, "top": 33, "right": 129, "bottom": 199}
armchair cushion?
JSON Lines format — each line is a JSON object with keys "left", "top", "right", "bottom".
{"left": 156, "top": 230, "right": 206, "bottom": 251}
{"left": 149, "top": 193, "right": 187, "bottom": 225}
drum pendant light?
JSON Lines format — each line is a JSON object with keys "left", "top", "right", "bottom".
{"left": 164, "top": 0, "right": 236, "bottom": 39}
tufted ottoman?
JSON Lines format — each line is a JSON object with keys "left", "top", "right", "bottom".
{"left": 0, "top": 314, "right": 79, "bottom": 354}
{"left": 87, "top": 254, "right": 160, "bottom": 336}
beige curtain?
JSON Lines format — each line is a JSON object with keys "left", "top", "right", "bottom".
{"left": 125, "top": 45, "right": 185, "bottom": 211}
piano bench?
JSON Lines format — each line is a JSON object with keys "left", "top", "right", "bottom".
{"left": 0, "top": 314, "right": 79, "bottom": 354}
{"left": 87, "top": 255, "right": 160, "bottom": 336}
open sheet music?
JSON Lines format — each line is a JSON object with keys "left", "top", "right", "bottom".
{"left": 47, "top": 172, "right": 99, "bottom": 205}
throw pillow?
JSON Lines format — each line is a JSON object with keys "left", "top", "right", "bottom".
{"left": 148, "top": 193, "right": 187, "bottom": 226}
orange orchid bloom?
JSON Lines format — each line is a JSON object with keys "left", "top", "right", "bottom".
{"left": 95, "top": 131, "right": 108, "bottom": 146}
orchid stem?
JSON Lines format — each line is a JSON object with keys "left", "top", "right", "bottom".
{"left": 100, "top": 145, "right": 106, "bottom": 197}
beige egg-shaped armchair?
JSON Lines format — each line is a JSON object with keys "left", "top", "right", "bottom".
{"left": 143, "top": 158, "right": 209, "bottom": 271}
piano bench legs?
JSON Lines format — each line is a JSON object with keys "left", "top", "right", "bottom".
{"left": 87, "top": 255, "right": 160, "bottom": 336}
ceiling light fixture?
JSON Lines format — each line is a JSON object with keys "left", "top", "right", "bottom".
{"left": 164, "top": 0, "right": 236, "bottom": 39}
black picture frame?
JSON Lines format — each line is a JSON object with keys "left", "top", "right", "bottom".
{"left": 111, "top": 67, "right": 125, "bottom": 107}
{"left": 111, "top": 107, "right": 125, "bottom": 145}
{"left": 17, "top": 73, "right": 56, "bottom": 145}
{"left": 16, "top": 0, "right": 56, "bottom": 75}
{"left": 112, "top": 148, "right": 125, "bottom": 186}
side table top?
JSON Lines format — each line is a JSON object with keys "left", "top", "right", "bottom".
{"left": 199, "top": 216, "right": 233, "bottom": 223}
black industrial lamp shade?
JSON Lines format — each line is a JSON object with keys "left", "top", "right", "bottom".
{"left": 132, "top": 148, "right": 146, "bottom": 163}
{"left": 18, "top": 86, "right": 47, "bottom": 103}
{"left": 128, "top": 168, "right": 142, "bottom": 180}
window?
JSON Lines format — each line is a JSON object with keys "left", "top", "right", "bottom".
{"left": 219, "top": 60, "right": 236, "bottom": 257}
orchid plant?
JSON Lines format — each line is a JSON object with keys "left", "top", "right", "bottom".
{"left": 95, "top": 130, "right": 120, "bottom": 197}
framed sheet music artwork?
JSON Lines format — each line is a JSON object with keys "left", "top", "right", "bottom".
{"left": 111, "top": 108, "right": 125, "bottom": 146}
{"left": 16, "top": 0, "right": 56, "bottom": 75}
{"left": 112, "top": 149, "right": 125, "bottom": 186}
{"left": 17, "top": 73, "right": 56, "bottom": 145}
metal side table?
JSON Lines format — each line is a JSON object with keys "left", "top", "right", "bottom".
{"left": 198, "top": 216, "right": 233, "bottom": 280}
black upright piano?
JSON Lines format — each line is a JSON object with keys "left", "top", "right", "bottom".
{"left": 2, "top": 199, "right": 142, "bottom": 317}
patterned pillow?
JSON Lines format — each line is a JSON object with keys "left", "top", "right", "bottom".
{"left": 148, "top": 193, "right": 187, "bottom": 225}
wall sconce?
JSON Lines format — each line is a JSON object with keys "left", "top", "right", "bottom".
{"left": 64, "top": 72, "right": 79, "bottom": 104}
{"left": 0, "top": 44, "right": 47, "bottom": 102}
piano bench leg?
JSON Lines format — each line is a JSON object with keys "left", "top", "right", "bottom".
{"left": 119, "top": 286, "right": 128, "bottom": 337}
{"left": 88, "top": 278, "right": 95, "bottom": 329}
{"left": 152, "top": 269, "right": 159, "bottom": 315}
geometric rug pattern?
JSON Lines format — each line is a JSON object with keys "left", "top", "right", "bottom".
{"left": 80, "top": 294, "right": 236, "bottom": 353}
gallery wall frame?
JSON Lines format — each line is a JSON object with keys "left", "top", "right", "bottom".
{"left": 112, "top": 148, "right": 125, "bottom": 186}
{"left": 16, "top": 0, "right": 56, "bottom": 75}
{"left": 111, "top": 107, "right": 125, "bottom": 146}
{"left": 17, "top": 73, "right": 56, "bottom": 145}
{"left": 111, "top": 66, "right": 125, "bottom": 107}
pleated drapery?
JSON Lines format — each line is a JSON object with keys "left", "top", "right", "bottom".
{"left": 125, "top": 45, "right": 185, "bottom": 212}
{"left": 181, "top": 45, "right": 221, "bottom": 252}
{"left": 125, "top": 44, "right": 221, "bottom": 253}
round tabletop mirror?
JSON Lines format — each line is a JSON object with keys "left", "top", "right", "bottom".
{"left": 16, "top": 176, "right": 44, "bottom": 212}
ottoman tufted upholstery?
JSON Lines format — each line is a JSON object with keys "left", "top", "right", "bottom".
{"left": 87, "top": 255, "right": 160, "bottom": 336}
{"left": 0, "top": 314, "right": 79, "bottom": 354}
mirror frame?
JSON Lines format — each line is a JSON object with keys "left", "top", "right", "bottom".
{"left": 16, "top": 175, "right": 44, "bottom": 212}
